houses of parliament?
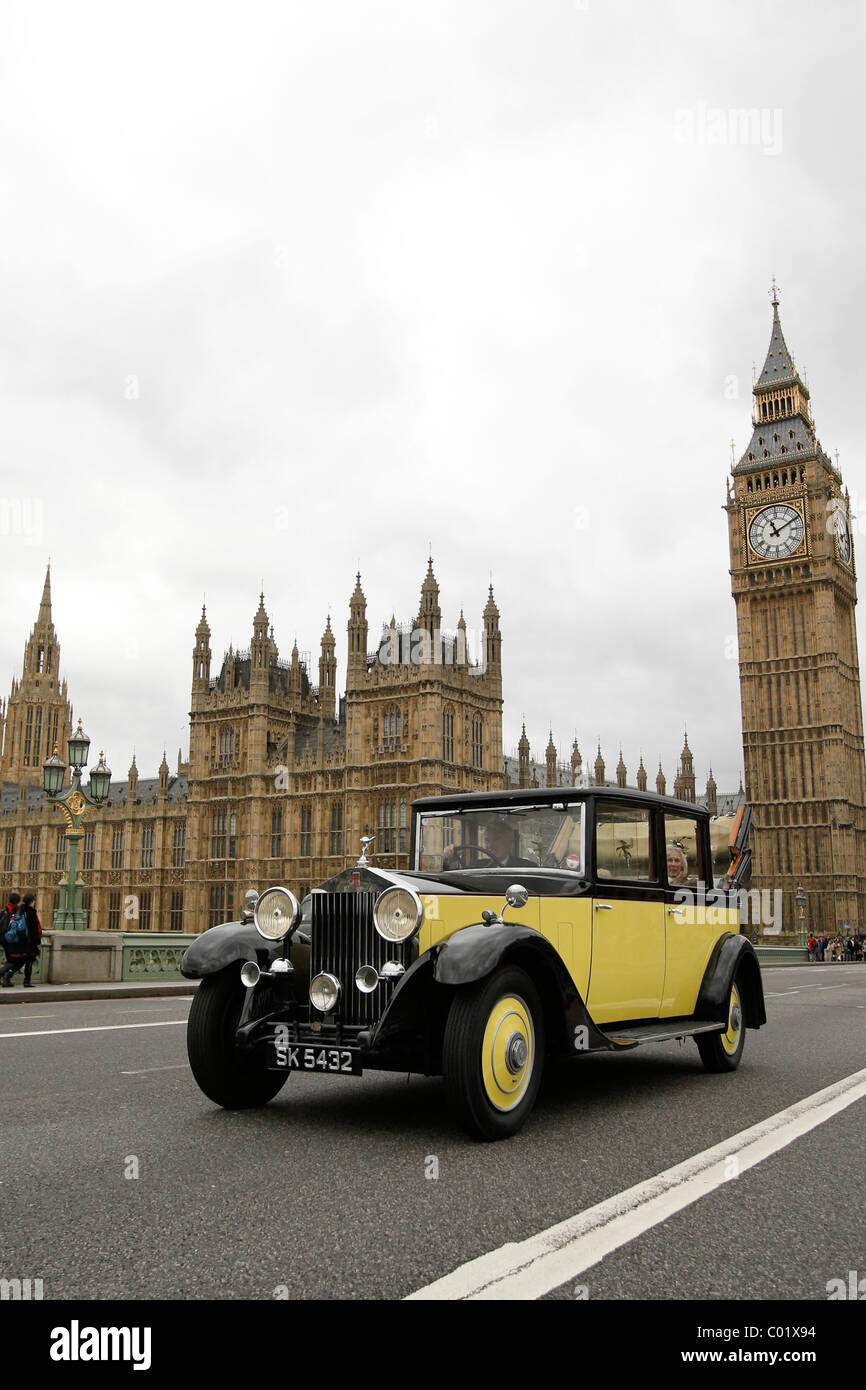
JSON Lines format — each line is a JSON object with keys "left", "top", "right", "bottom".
{"left": 2, "top": 290, "right": 864, "bottom": 936}
{"left": 0, "top": 560, "right": 723, "bottom": 935}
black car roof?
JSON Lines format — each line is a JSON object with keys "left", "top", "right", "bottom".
{"left": 411, "top": 786, "right": 710, "bottom": 820}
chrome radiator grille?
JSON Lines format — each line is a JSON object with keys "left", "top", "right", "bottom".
{"left": 310, "top": 892, "right": 407, "bottom": 1027}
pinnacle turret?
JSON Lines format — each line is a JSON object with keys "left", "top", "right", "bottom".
{"left": 482, "top": 584, "right": 501, "bottom": 672}
{"left": 546, "top": 730, "right": 557, "bottom": 787}
{"left": 417, "top": 558, "right": 442, "bottom": 638}
{"left": 594, "top": 743, "right": 605, "bottom": 785}
{"left": 347, "top": 572, "right": 369, "bottom": 677}
{"left": 38, "top": 563, "right": 52, "bottom": 627}
{"left": 571, "top": 738, "right": 582, "bottom": 782}
{"left": 192, "top": 604, "right": 212, "bottom": 691}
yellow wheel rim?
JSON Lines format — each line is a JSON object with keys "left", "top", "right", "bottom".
{"left": 721, "top": 982, "right": 742, "bottom": 1056}
{"left": 481, "top": 994, "right": 535, "bottom": 1112}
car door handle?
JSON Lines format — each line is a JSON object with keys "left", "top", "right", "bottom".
{"left": 594, "top": 903, "right": 613, "bottom": 911}
{"left": 667, "top": 907, "right": 685, "bottom": 915}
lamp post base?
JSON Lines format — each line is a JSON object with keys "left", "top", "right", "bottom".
{"left": 51, "top": 909, "right": 88, "bottom": 932}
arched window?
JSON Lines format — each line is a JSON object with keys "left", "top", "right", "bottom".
{"left": 472, "top": 716, "right": 483, "bottom": 770}
{"left": 382, "top": 705, "right": 402, "bottom": 750}
{"left": 378, "top": 799, "right": 398, "bottom": 852}
{"left": 442, "top": 707, "right": 454, "bottom": 762}
{"left": 219, "top": 726, "right": 235, "bottom": 765}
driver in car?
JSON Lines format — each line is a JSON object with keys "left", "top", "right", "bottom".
{"left": 443, "top": 814, "right": 536, "bottom": 869}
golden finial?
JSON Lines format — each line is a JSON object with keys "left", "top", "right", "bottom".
{"left": 770, "top": 275, "right": 779, "bottom": 307}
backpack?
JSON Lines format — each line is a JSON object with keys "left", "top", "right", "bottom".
{"left": 5, "top": 912, "right": 27, "bottom": 947}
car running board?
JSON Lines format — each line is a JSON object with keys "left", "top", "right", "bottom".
{"left": 600, "top": 1020, "right": 725, "bottom": 1050}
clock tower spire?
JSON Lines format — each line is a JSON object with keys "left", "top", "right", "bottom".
{"left": 727, "top": 287, "right": 866, "bottom": 934}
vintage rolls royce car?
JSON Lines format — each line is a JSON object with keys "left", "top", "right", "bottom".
{"left": 181, "top": 788, "right": 765, "bottom": 1140}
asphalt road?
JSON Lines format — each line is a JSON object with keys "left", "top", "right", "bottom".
{"left": 1, "top": 964, "right": 863, "bottom": 1303}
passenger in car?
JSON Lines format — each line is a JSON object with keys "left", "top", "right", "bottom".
{"left": 667, "top": 843, "right": 690, "bottom": 884}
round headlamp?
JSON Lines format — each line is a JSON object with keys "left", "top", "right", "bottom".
{"left": 310, "top": 972, "right": 341, "bottom": 1013}
{"left": 253, "top": 886, "right": 301, "bottom": 943}
{"left": 373, "top": 886, "right": 423, "bottom": 944}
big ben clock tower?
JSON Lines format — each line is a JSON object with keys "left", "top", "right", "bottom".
{"left": 727, "top": 283, "right": 866, "bottom": 935}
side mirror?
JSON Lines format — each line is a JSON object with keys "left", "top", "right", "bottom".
{"left": 505, "top": 884, "right": 528, "bottom": 910}
{"left": 241, "top": 888, "right": 259, "bottom": 923}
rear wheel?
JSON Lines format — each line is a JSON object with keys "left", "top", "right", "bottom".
{"left": 697, "top": 976, "right": 745, "bottom": 1073}
{"left": 443, "top": 966, "right": 545, "bottom": 1140}
{"left": 187, "top": 969, "right": 288, "bottom": 1108}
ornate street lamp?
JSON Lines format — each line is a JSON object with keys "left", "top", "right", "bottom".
{"left": 795, "top": 884, "right": 807, "bottom": 950}
{"left": 43, "top": 719, "right": 112, "bottom": 931}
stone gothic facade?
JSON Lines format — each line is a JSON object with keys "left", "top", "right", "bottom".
{"left": 0, "top": 563, "right": 505, "bottom": 931}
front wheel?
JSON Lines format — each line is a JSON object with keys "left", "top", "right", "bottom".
{"left": 696, "top": 976, "right": 746, "bottom": 1073}
{"left": 442, "top": 966, "right": 545, "bottom": 1140}
{"left": 187, "top": 969, "right": 288, "bottom": 1108}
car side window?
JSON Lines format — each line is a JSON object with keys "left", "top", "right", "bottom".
{"left": 595, "top": 805, "right": 656, "bottom": 882}
{"left": 663, "top": 814, "right": 706, "bottom": 888}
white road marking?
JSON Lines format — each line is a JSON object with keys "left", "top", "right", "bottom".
{"left": 406, "top": 1067, "right": 866, "bottom": 1301}
{"left": 766, "top": 984, "right": 848, "bottom": 997}
{"left": 0, "top": 1020, "right": 187, "bottom": 1040}
{"left": 125, "top": 1005, "right": 191, "bottom": 1013}
{"left": 120, "top": 1063, "right": 189, "bottom": 1075}
{"left": 3, "top": 1014, "right": 57, "bottom": 1020}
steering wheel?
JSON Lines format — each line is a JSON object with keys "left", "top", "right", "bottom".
{"left": 444, "top": 845, "right": 502, "bottom": 867}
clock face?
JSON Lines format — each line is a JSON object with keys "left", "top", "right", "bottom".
{"left": 748, "top": 504, "right": 805, "bottom": 561}
{"left": 832, "top": 505, "right": 852, "bottom": 565}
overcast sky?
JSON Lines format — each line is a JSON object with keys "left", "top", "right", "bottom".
{"left": 2, "top": 0, "right": 864, "bottom": 792}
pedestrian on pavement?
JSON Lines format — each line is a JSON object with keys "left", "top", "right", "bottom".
{"left": 807, "top": 933, "right": 817, "bottom": 963}
{"left": 0, "top": 890, "right": 41, "bottom": 987}
{"left": 0, "top": 891, "right": 22, "bottom": 970}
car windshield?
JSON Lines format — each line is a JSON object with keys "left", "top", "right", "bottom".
{"left": 417, "top": 804, "right": 584, "bottom": 873}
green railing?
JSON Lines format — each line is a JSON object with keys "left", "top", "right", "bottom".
{"left": 754, "top": 944, "right": 810, "bottom": 965}
{"left": 121, "top": 933, "right": 198, "bottom": 981}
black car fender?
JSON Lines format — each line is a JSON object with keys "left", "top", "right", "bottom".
{"left": 428, "top": 922, "right": 616, "bottom": 1056}
{"left": 694, "top": 932, "right": 767, "bottom": 1029}
{"left": 181, "top": 922, "right": 280, "bottom": 979}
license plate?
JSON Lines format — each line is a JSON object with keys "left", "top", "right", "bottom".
{"left": 270, "top": 1042, "right": 362, "bottom": 1075}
